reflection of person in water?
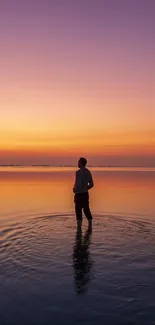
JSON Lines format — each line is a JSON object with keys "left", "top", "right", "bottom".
{"left": 72, "top": 226, "right": 93, "bottom": 294}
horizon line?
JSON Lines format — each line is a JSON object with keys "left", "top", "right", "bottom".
{"left": 0, "top": 164, "right": 155, "bottom": 168}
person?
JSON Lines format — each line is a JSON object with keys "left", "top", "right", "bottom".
{"left": 73, "top": 157, "right": 94, "bottom": 228}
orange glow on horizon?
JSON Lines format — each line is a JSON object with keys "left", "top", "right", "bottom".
{"left": 0, "top": 129, "right": 154, "bottom": 158}
{"left": 0, "top": 1, "right": 155, "bottom": 166}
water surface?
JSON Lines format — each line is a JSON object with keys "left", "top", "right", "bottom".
{"left": 0, "top": 167, "right": 155, "bottom": 325}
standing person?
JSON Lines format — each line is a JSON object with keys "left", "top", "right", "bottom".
{"left": 73, "top": 157, "right": 94, "bottom": 229}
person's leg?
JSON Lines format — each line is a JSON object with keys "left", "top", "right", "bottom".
{"left": 77, "top": 218, "right": 82, "bottom": 229}
{"left": 75, "top": 194, "right": 82, "bottom": 228}
{"left": 83, "top": 192, "right": 93, "bottom": 226}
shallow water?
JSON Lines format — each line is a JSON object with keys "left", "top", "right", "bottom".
{"left": 0, "top": 168, "right": 155, "bottom": 325}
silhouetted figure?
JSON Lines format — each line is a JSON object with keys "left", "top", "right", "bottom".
{"left": 73, "top": 157, "right": 94, "bottom": 229}
{"left": 72, "top": 226, "right": 93, "bottom": 294}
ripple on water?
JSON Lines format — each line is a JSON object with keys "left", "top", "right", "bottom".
{"left": 1, "top": 213, "right": 155, "bottom": 325}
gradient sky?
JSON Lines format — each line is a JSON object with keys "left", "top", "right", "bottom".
{"left": 0, "top": 0, "right": 155, "bottom": 166}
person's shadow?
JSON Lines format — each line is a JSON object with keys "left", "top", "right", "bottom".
{"left": 72, "top": 226, "right": 93, "bottom": 294}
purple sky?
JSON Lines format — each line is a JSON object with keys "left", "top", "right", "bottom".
{"left": 0, "top": 0, "right": 155, "bottom": 166}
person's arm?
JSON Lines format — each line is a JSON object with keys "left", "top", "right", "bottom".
{"left": 87, "top": 172, "right": 94, "bottom": 190}
{"left": 73, "top": 171, "right": 77, "bottom": 193}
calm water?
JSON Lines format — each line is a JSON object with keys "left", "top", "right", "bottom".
{"left": 0, "top": 167, "right": 155, "bottom": 325}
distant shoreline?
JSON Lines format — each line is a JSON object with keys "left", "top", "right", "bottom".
{"left": 0, "top": 165, "right": 155, "bottom": 168}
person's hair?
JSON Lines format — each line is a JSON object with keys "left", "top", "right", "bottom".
{"left": 79, "top": 157, "right": 87, "bottom": 167}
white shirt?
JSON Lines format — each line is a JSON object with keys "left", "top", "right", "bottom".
{"left": 73, "top": 167, "right": 94, "bottom": 194}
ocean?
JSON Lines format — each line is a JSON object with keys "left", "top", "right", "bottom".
{"left": 0, "top": 167, "right": 155, "bottom": 325}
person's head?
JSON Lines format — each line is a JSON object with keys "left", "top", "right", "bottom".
{"left": 78, "top": 157, "right": 87, "bottom": 168}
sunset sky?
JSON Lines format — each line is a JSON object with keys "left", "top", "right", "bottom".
{"left": 0, "top": 0, "right": 155, "bottom": 166}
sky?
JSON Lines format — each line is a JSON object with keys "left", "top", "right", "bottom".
{"left": 0, "top": 0, "right": 155, "bottom": 166}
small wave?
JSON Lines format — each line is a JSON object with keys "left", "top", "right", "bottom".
{"left": 1, "top": 209, "right": 155, "bottom": 256}
{"left": 0, "top": 225, "right": 23, "bottom": 240}
{"left": 1, "top": 211, "right": 155, "bottom": 246}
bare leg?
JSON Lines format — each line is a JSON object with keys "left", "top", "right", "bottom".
{"left": 83, "top": 203, "right": 92, "bottom": 229}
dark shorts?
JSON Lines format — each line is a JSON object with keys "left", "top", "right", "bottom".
{"left": 74, "top": 192, "right": 92, "bottom": 221}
